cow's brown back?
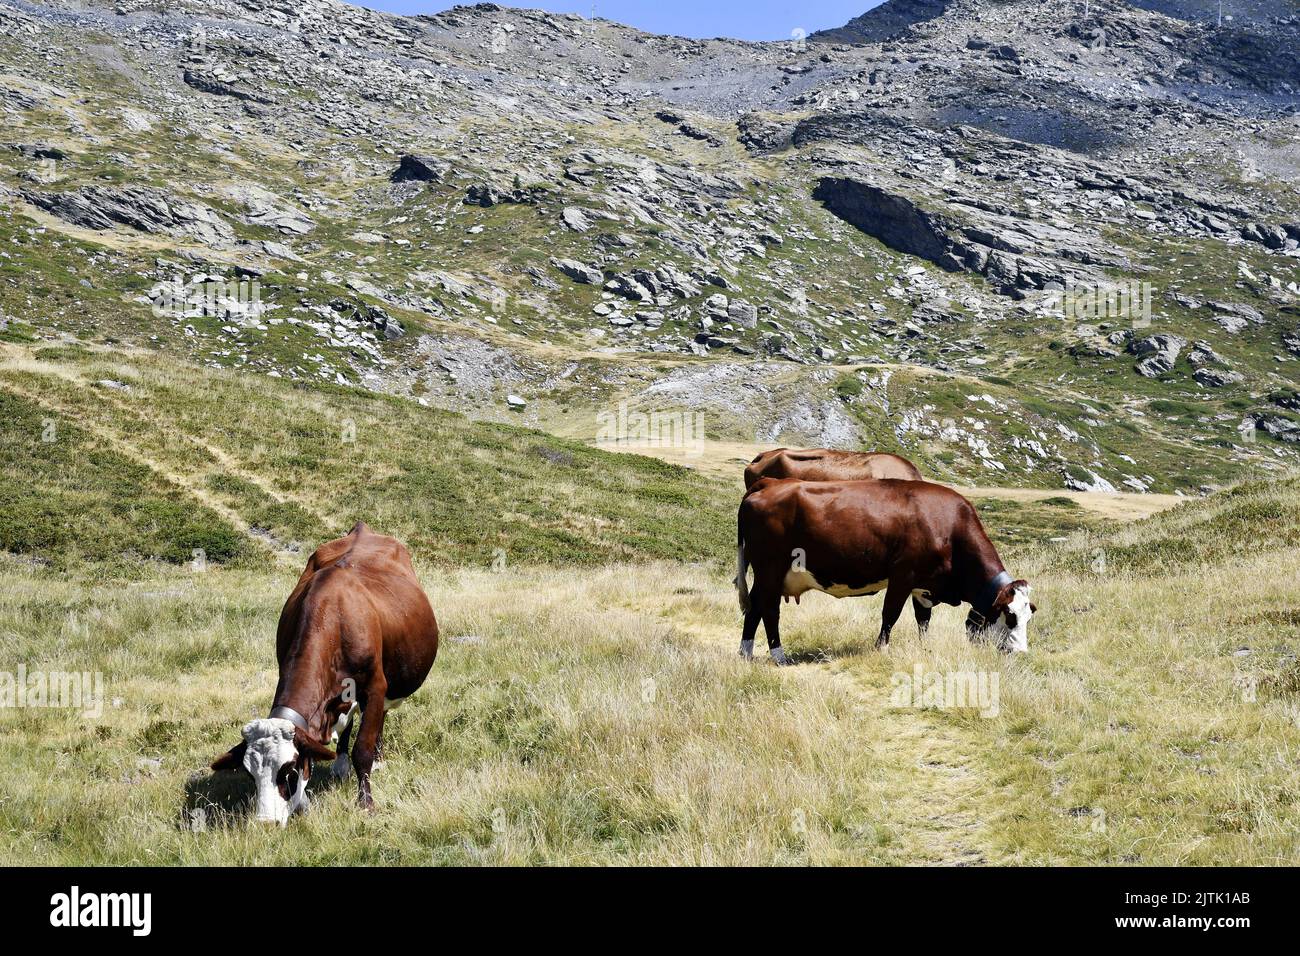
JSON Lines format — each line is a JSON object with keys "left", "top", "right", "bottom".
{"left": 744, "top": 448, "right": 921, "bottom": 488}
{"left": 277, "top": 523, "right": 438, "bottom": 701}
{"left": 738, "top": 477, "right": 1002, "bottom": 611}
{"left": 740, "top": 478, "right": 979, "bottom": 582}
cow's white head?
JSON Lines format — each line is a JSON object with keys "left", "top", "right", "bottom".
{"left": 969, "top": 580, "right": 1036, "bottom": 653}
{"left": 211, "top": 717, "right": 336, "bottom": 826}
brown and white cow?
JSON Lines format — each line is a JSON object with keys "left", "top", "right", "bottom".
{"left": 736, "top": 478, "right": 1035, "bottom": 663}
{"left": 212, "top": 522, "right": 439, "bottom": 824}
{"left": 743, "top": 448, "right": 922, "bottom": 489}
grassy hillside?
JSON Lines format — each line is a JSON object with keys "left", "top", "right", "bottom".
{"left": 2, "top": 340, "right": 1298, "bottom": 865}
{"left": 0, "top": 341, "right": 736, "bottom": 571}
{"left": 1046, "top": 476, "right": 1300, "bottom": 574}
{"left": 0, "top": 340, "right": 1112, "bottom": 574}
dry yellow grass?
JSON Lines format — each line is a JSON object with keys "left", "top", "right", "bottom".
{"left": 950, "top": 485, "right": 1182, "bottom": 522}
{"left": 575, "top": 433, "right": 1182, "bottom": 522}
{"left": 3, "top": 523, "right": 1297, "bottom": 864}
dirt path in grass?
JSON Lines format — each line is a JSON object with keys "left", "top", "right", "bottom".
{"left": 0, "top": 348, "right": 337, "bottom": 549}
{"left": 0, "top": 375, "right": 272, "bottom": 542}
{"left": 0, "top": 368, "right": 326, "bottom": 564}
{"left": 829, "top": 663, "right": 993, "bottom": 865}
{"left": 629, "top": 585, "right": 1002, "bottom": 865}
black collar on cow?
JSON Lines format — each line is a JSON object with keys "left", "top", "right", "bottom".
{"left": 270, "top": 705, "right": 310, "bottom": 732}
{"left": 969, "top": 570, "right": 1014, "bottom": 625}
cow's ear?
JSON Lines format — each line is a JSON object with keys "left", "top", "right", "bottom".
{"left": 294, "top": 727, "right": 336, "bottom": 762}
{"left": 1030, "top": 602, "right": 1038, "bottom": 614}
{"left": 211, "top": 741, "right": 247, "bottom": 772}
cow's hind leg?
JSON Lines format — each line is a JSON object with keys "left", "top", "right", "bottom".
{"left": 760, "top": 595, "right": 791, "bottom": 665}
{"left": 912, "top": 597, "right": 933, "bottom": 637}
{"left": 352, "top": 679, "right": 388, "bottom": 810}
{"left": 876, "top": 580, "right": 910, "bottom": 650}
{"left": 740, "top": 590, "right": 763, "bottom": 660}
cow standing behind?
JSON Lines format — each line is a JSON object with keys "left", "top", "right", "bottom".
{"left": 743, "top": 448, "right": 922, "bottom": 489}
{"left": 212, "top": 522, "right": 439, "bottom": 823}
{"left": 736, "top": 478, "right": 1035, "bottom": 663}
{"left": 743, "top": 448, "right": 929, "bottom": 631}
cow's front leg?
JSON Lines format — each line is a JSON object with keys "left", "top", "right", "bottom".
{"left": 352, "top": 681, "right": 388, "bottom": 810}
{"left": 912, "top": 596, "right": 933, "bottom": 637}
{"left": 331, "top": 714, "right": 355, "bottom": 780}
{"left": 876, "top": 580, "right": 910, "bottom": 650}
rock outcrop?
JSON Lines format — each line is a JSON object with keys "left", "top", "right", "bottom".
{"left": 23, "top": 186, "right": 235, "bottom": 246}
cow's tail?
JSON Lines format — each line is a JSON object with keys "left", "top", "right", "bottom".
{"left": 735, "top": 518, "right": 751, "bottom": 614}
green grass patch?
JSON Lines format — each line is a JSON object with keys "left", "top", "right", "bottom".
{"left": 0, "top": 389, "right": 252, "bottom": 569}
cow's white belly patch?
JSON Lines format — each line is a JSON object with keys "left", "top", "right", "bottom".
{"left": 783, "top": 569, "right": 887, "bottom": 599}
{"left": 384, "top": 696, "right": 405, "bottom": 711}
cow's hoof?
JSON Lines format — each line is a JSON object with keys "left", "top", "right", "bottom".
{"left": 770, "top": 647, "right": 791, "bottom": 666}
{"left": 330, "top": 755, "right": 352, "bottom": 780}
{"left": 739, "top": 638, "right": 754, "bottom": 660}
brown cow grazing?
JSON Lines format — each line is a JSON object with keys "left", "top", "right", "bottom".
{"left": 743, "top": 448, "right": 922, "bottom": 489}
{"left": 736, "top": 478, "right": 1035, "bottom": 663}
{"left": 212, "top": 522, "right": 439, "bottom": 823}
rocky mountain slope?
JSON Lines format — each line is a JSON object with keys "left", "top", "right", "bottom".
{"left": 0, "top": 0, "right": 1297, "bottom": 493}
